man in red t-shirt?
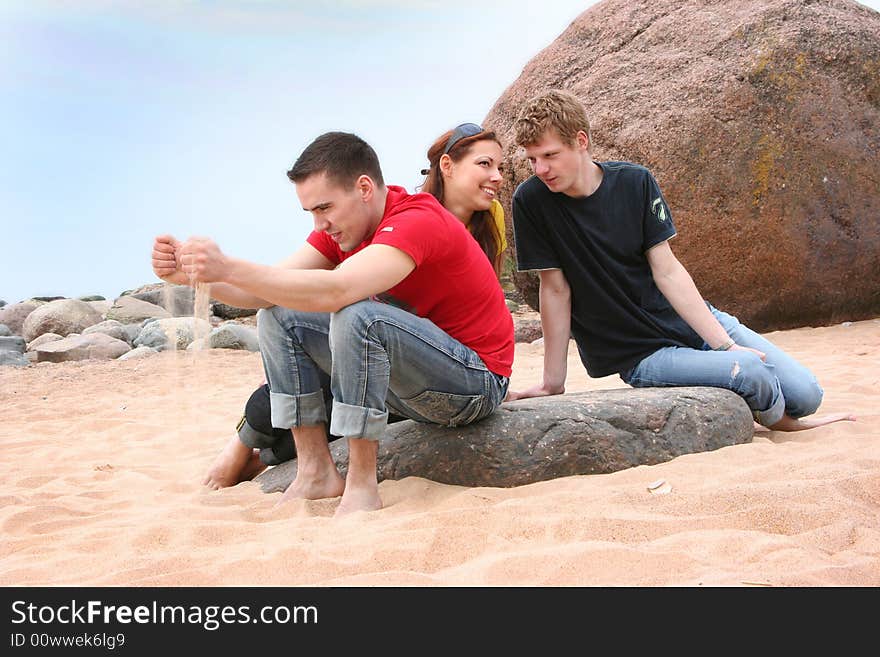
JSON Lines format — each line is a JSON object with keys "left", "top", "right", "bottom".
{"left": 151, "top": 132, "right": 513, "bottom": 516}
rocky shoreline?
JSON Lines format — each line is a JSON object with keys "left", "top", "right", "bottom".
{"left": 0, "top": 282, "right": 542, "bottom": 367}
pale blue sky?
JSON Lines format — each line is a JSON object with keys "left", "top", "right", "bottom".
{"left": 2, "top": 0, "right": 878, "bottom": 304}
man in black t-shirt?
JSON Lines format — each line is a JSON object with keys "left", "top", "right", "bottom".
{"left": 508, "top": 90, "right": 854, "bottom": 432}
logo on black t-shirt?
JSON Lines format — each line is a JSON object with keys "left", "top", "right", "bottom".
{"left": 651, "top": 197, "right": 669, "bottom": 223}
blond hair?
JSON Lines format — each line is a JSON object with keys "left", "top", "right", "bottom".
{"left": 514, "top": 90, "right": 591, "bottom": 147}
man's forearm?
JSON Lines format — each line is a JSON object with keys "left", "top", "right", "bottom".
{"left": 655, "top": 264, "right": 731, "bottom": 348}
{"left": 539, "top": 280, "right": 572, "bottom": 390}
{"left": 223, "top": 258, "right": 348, "bottom": 312}
{"left": 202, "top": 281, "right": 274, "bottom": 310}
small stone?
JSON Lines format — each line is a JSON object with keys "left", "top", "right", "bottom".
{"left": 647, "top": 479, "right": 672, "bottom": 495}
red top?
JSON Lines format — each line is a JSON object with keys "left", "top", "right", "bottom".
{"left": 307, "top": 186, "right": 514, "bottom": 377}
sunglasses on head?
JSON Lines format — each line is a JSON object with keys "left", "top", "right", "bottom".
{"left": 443, "top": 123, "right": 483, "bottom": 155}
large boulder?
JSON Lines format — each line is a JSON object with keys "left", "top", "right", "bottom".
{"left": 0, "top": 302, "right": 39, "bottom": 335}
{"left": 86, "top": 300, "right": 113, "bottom": 317}
{"left": 255, "top": 387, "right": 753, "bottom": 493}
{"left": 106, "top": 295, "right": 171, "bottom": 324}
{"left": 205, "top": 323, "right": 260, "bottom": 351}
{"left": 21, "top": 299, "right": 103, "bottom": 342}
{"left": 83, "top": 319, "right": 132, "bottom": 344}
{"left": 26, "top": 333, "right": 64, "bottom": 350}
{"left": 32, "top": 333, "right": 131, "bottom": 363}
{"left": 0, "top": 336, "right": 26, "bottom": 354}
{"left": 128, "top": 283, "right": 197, "bottom": 317}
{"left": 0, "top": 351, "right": 28, "bottom": 367}
{"left": 486, "top": 0, "right": 880, "bottom": 331}
{"left": 118, "top": 346, "right": 159, "bottom": 361}
{"left": 134, "top": 317, "right": 212, "bottom": 351}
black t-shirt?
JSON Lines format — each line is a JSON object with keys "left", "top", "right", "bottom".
{"left": 512, "top": 161, "right": 703, "bottom": 378}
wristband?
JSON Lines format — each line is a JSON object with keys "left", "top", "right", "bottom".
{"left": 713, "top": 338, "right": 736, "bottom": 351}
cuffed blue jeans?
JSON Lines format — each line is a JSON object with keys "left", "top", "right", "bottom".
{"left": 620, "top": 306, "right": 823, "bottom": 426}
{"left": 257, "top": 301, "right": 509, "bottom": 440}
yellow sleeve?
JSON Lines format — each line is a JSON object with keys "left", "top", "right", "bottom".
{"left": 488, "top": 199, "right": 508, "bottom": 257}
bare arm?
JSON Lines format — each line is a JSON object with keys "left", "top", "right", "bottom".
{"left": 646, "top": 240, "right": 763, "bottom": 357}
{"left": 180, "top": 238, "right": 416, "bottom": 312}
{"left": 507, "top": 269, "right": 571, "bottom": 401}
{"left": 206, "top": 244, "right": 336, "bottom": 309}
{"left": 648, "top": 241, "right": 860, "bottom": 431}
{"left": 152, "top": 235, "right": 336, "bottom": 309}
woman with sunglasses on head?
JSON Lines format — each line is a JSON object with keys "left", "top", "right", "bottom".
{"left": 420, "top": 122, "right": 508, "bottom": 277}
{"left": 204, "top": 122, "right": 511, "bottom": 489}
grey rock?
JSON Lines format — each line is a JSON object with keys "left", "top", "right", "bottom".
{"left": 211, "top": 302, "right": 258, "bottom": 320}
{"left": 0, "top": 302, "right": 39, "bottom": 335}
{"left": 514, "top": 318, "right": 543, "bottom": 344}
{"left": 83, "top": 319, "right": 131, "bottom": 344}
{"left": 0, "top": 336, "right": 26, "bottom": 354}
{"left": 87, "top": 300, "right": 113, "bottom": 318}
{"left": 21, "top": 299, "right": 103, "bottom": 342}
{"left": 0, "top": 351, "right": 28, "bottom": 367}
{"left": 0, "top": 324, "right": 10, "bottom": 337}
{"left": 206, "top": 323, "right": 260, "bottom": 351}
{"left": 130, "top": 284, "right": 196, "bottom": 317}
{"left": 255, "top": 387, "right": 753, "bottom": 493}
{"left": 106, "top": 296, "right": 171, "bottom": 324}
{"left": 134, "top": 317, "right": 212, "bottom": 351}
{"left": 118, "top": 346, "right": 158, "bottom": 361}
{"left": 121, "top": 324, "right": 142, "bottom": 345}
{"left": 33, "top": 333, "right": 131, "bottom": 363}
{"left": 26, "top": 333, "right": 64, "bottom": 350}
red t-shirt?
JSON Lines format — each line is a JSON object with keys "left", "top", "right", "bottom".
{"left": 307, "top": 185, "right": 514, "bottom": 377}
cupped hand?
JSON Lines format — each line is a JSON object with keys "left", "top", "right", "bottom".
{"left": 151, "top": 234, "right": 188, "bottom": 285}
{"left": 179, "top": 237, "right": 228, "bottom": 284}
{"left": 728, "top": 343, "right": 766, "bottom": 362}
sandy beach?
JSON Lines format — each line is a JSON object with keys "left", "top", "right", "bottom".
{"left": 1, "top": 317, "right": 877, "bottom": 587}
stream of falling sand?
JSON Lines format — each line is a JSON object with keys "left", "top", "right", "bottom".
{"left": 162, "top": 281, "right": 212, "bottom": 433}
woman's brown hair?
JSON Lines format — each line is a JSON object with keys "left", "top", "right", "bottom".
{"left": 420, "top": 128, "right": 505, "bottom": 276}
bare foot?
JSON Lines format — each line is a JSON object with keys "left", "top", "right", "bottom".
{"left": 277, "top": 468, "right": 345, "bottom": 506}
{"left": 203, "top": 435, "right": 266, "bottom": 490}
{"left": 335, "top": 485, "right": 383, "bottom": 517}
{"left": 766, "top": 412, "right": 857, "bottom": 432}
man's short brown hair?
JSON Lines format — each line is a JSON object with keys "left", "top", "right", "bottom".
{"left": 288, "top": 131, "right": 385, "bottom": 189}
{"left": 514, "top": 90, "right": 591, "bottom": 147}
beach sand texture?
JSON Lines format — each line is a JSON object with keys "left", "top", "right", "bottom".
{"left": 1, "top": 318, "right": 877, "bottom": 586}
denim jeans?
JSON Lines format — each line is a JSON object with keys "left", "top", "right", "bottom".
{"left": 257, "top": 300, "right": 509, "bottom": 440}
{"left": 620, "top": 306, "right": 823, "bottom": 426}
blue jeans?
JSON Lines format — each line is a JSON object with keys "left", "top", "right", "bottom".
{"left": 620, "top": 307, "right": 823, "bottom": 426}
{"left": 257, "top": 301, "right": 509, "bottom": 439}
